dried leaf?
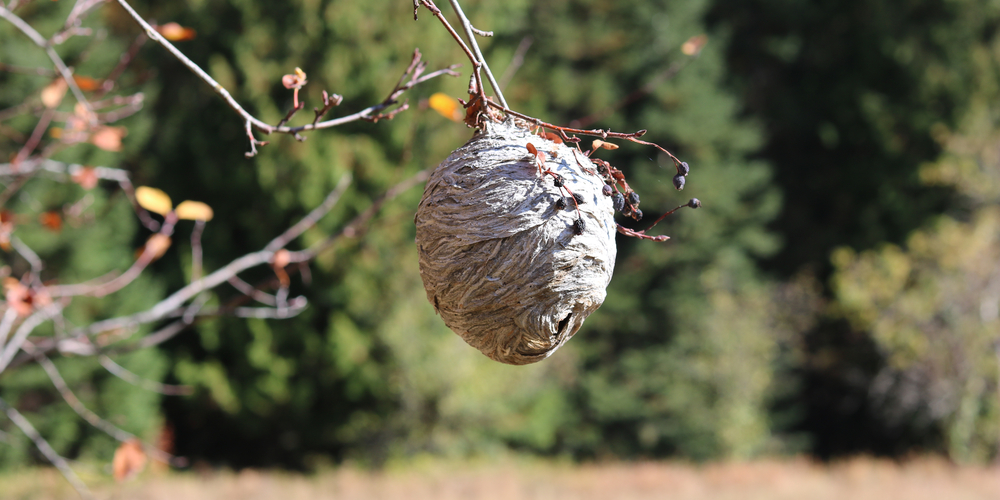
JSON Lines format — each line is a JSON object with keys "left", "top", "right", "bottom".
{"left": 541, "top": 131, "right": 563, "bottom": 144}
{"left": 428, "top": 92, "right": 462, "bottom": 121}
{"left": 112, "top": 439, "right": 147, "bottom": 482}
{"left": 175, "top": 200, "right": 214, "bottom": 221}
{"left": 72, "top": 166, "right": 99, "bottom": 190}
{"left": 3, "top": 280, "right": 32, "bottom": 316}
{"left": 140, "top": 234, "right": 172, "bottom": 261}
{"left": 592, "top": 139, "right": 604, "bottom": 150}
{"left": 39, "top": 211, "right": 62, "bottom": 232}
{"left": 89, "top": 126, "right": 127, "bottom": 152}
{"left": 135, "top": 186, "right": 173, "bottom": 215}
{"left": 155, "top": 22, "right": 196, "bottom": 41}
{"left": 526, "top": 143, "right": 538, "bottom": 155}
{"left": 72, "top": 75, "right": 103, "bottom": 91}
{"left": 0, "top": 211, "right": 13, "bottom": 252}
{"left": 40, "top": 78, "right": 68, "bottom": 108}
{"left": 681, "top": 34, "right": 708, "bottom": 56}
{"left": 3, "top": 280, "right": 49, "bottom": 317}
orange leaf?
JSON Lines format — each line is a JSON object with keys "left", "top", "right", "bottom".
{"left": 272, "top": 249, "right": 291, "bottom": 269}
{"left": 174, "top": 200, "right": 214, "bottom": 221}
{"left": 135, "top": 187, "right": 173, "bottom": 215}
{"left": 681, "top": 34, "right": 708, "bottom": 56}
{"left": 156, "top": 22, "right": 196, "bottom": 41}
{"left": 72, "top": 167, "right": 99, "bottom": 190}
{"left": 39, "top": 211, "right": 62, "bottom": 232}
{"left": 139, "top": 234, "right": 172, "bottom": 261}
{"left": 72, "top": 75, "right": 103, "bottom": 91}
{"left": 541, "top": 131, "right": 563, "bottom": 144}
{"left": 40, "top": 78, "right": 68, "bottom": 108}
{"left": 428, "top": 92, "right": 462, "bottom": 121}
{"left": 526, "top": 143, "right": 538, "bottom": 155}
{"left": 89, "top": 126, "right": 127, "bottom": 152}
{"left": 112, "top": 439, "right": 147, "bottom": 482}
{"left": 3, "top": 280, "right": 32, "bottom": 317}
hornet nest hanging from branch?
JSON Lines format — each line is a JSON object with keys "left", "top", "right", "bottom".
{"left": 416, "top": 120, "right": 615, "bottom": 365}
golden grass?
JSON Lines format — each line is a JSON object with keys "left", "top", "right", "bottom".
{"left": 2, "top": 456, "right": 998, "bottom": 500}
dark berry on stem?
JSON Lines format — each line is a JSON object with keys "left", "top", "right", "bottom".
{"left": 612, "top": 193, "right": 625, "bottom": 212}
{"left": 627, "top": 191, "right": 640, "bottom": 207}
{"left": 678, "top": 161, "right": 690, "bottom": 176}
{"left": 672, "top": 174, "right": 685, "bottom": 190}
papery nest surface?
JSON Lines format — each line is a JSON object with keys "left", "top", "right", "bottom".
{"left": 415, "top": 120, "right": 616, "bottom": 365}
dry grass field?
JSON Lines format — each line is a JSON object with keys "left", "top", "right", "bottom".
{"left": 2, "top": 457, "right": 998, "bottom": 500}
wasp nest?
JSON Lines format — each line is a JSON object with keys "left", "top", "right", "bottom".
{"left": 415, "top": 119, "right": 616, "bottom": 365}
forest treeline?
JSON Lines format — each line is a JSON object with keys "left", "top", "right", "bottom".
{"left": 0, "top": 0, "right": 997, "bottom": 469}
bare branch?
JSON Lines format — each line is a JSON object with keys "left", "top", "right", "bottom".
{"left": 98, "top": 354, "right": 192, "bottom": 395}
{"left": 22, "top": 343, "right": 182, "bottom": 465}
{"left": 10, "top": 236, "right": 44, "bottom": 275}
{"left": 265, "top": 173, "right": 352, "bottom": 252}
{"left": 0, "top": 397, "right": 94, "bottom": 500}
{"left": 112, "top": 0, "right": 457, "bottom": 155}
{"left": 0, "top": 5, "right": 96, "bottom": 123}
{"left": 289, "top": 169, "right": 429, "bottom": 262}
{"left": 447, "top": 0, "right": 507, "bottom": 108}
{"left": 190, "top": 219, "right": 206, "bottom": 282}
{"left": 497, "top": 36, "right": 533, "bottom": 90}
{"left": 0, "top": 303, "right": 63, "bottom": 373}
{"left": 228, "top": 276, "right": 277, "bottom": 306}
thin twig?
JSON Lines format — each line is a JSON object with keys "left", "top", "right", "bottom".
{"left": 0, "top": 397, "right": 94, "bottom": 500}
{"left": 0, "top": 303, "right": 63, "bottom": 373}
{"left": 288, "top": 169, "right": 429, "bottom": 262}
{"left": 190, "top": 219, "right": 205, "bottom": 282}
{"left": 10, "top": 236, "right": 44, "bottom": 275}
{"left": 0, "top": 5, "right": 96, "bottom": 123}
{"left": 447, "top": 0, "right": 507, "bottom": 108}
{"left": 497, "top": 36, "right": 532, "bottom": 90}
{"left": 112, "top": 0, "right": 456, "bottom": 155}
{"left": 0, "top": 308, "right": 19, "bottom": 351}
{"left": 50, "top": 218, "right": 176, "bottom": 298}
{"left": 265, "top": 173, "right": 352, "bottom": 252}
{"left": 98, "top": 354, "right": 193, "bottom": 395}
{"left": 227, "top": 276, "right": 277, "bottom": 306}
{"left": 417, "top": 0, "right": 487, "bottom": 106}
{"left": 23, "top": 343, "right": 183, "bottom": 465}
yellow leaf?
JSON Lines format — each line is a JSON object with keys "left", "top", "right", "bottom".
{"left": 135, "top": 186, "right": 173, "bottom": 215}
{"left": 40, "top": 78, "right": 68, "bottom": 108}
{"left": 175, "top": 200, "right": 214, "bottom": 221}
{"left": 428, "top": 92, "right": 461, "bottom": 121}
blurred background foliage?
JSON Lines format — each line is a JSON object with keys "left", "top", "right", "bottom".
{"left": 1, "top": 0, "right": 998, "bottom": 473}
